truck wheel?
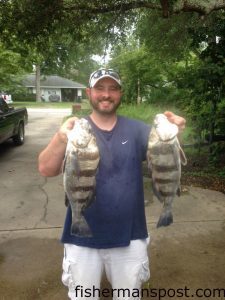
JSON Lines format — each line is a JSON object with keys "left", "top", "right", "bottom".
{"left": 13, "top": 122, "right": 25, "bottom": 146}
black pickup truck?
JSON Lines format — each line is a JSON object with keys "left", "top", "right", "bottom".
{"left": 0, "top": 98, "right": 28, "bottom": 145}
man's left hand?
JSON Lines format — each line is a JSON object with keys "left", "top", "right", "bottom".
{"left": 164, "top": 111, "right": 186, "bottom": 132}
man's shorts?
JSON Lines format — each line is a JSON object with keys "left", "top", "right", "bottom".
{"left": 62, "top": 238, "right": 150, "bottom": 300}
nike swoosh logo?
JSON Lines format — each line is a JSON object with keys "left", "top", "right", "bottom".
{"left": 122, "top": 140, "right": 128, "bottom": 144}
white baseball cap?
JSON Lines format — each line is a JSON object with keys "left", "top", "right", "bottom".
{"left": 89, "top": 68, "right": 122, "bottom": 88}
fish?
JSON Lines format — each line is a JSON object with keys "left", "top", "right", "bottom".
{"left": 147, "top": 114, "right": 187, "bottom": 228}
{"left": 63, "top": 118, "right": 100, "bottom": 237}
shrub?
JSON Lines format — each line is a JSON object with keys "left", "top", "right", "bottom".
{"left": 12, "top": 93, "right": 36, "bottom": 102}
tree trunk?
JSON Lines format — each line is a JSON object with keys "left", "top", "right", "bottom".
{"left": 209, "top": 96, "right": 218, "bottom": 154}
{"left": 209, "top": 101, "right": 217, "bottom": 143}
{"left": 35, "top": 64, "right": 41, "bottom": 102}
{"left": 137, "top": 78, "right": 141, "bottom": 105}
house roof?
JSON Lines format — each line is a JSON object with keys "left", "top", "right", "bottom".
{"left": 22, "top": 74, "right": 86, "bottom": 89}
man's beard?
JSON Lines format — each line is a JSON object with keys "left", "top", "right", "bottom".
{"left": 89, "top": 98, "right": 121, "bottom": 115}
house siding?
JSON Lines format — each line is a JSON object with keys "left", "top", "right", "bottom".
{"left": 23, "top": 74, "right": 86, "bottom": 102}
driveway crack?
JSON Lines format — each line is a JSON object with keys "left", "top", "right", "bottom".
{"left": 34, "top": 177, "right": 49, "bottom": 228}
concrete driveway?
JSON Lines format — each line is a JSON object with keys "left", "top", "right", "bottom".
{"left": 0, "top": 108, "right": 71, "bottom": 241}
{"left": 0, "top": 108, "right": 225, "bottom": 300}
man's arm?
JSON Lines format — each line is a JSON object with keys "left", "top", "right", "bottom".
{"left": 38, "top": 117, "right": 77, "bottom": 177}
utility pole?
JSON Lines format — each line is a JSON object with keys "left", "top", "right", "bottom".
{"left": 35, "top": 64, "right": 41, "bottom": 102}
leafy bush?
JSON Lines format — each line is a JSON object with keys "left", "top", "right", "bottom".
{"left": 12, "top": 93, "right": 36, "bottom": 102}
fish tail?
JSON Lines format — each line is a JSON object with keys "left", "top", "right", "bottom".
{"left": 71, "top": 216, "right": 92, "bottom": 237}
{"left": 157, "top": 209, "right": 173, "bottom": 228}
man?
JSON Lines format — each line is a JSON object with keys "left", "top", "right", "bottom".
{"left": 38, "top": 68, "right": 186, "bottom": 300}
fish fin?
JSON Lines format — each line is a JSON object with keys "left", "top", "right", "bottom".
{"left": 177, "top": 186, "right": 181, "bottom": 197}
{"left": 147, "top": 153, "right": 152, "bottom": 171}
{"left": 152, "top": 180, "right": 164, "bottom": 203}
{"left": 157, "top": 210, "right": 173, "bottom": 228}
{"left": 71, "top": 217, "right": 93, "bottom": 237}
{"left": 179, "top": 145, "right": 187, "bottom": 166}
{"left": 62, "top": 154, "right": 67, "bottom": 174}
{"left": 82, "top": 191, "right": 95, "bottom": 212}
{"left": 64, "top": 193, "right": 69, "bottom": 207}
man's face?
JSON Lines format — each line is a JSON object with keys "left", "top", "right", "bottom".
{"left": 86, "top": 77, "right": 122, "bottom": 115}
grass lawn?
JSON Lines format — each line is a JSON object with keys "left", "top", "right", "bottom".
{"left": 13, "top": 100, "right": 224, "bottom": 184}
{"left": 12, "top": 100, "right": 91, "bottom": 109}
{"left": 13, "top": 100, "right": 192, "bottom": 142}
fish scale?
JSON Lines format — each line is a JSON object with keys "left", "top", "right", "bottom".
{"left": 147, "top": 114, "right": 187, "bottom": 228}
{"left": 63, "top": 118, "right": 100, "bottom": 237}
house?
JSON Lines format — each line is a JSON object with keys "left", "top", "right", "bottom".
{"left": 22, "top": 74, "right": 86, "bottom": 102}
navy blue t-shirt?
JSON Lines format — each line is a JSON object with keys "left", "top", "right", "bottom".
{"left": 61, "top": 116, "right": 151, "bottom": 248}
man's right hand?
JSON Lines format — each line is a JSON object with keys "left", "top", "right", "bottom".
{"left": 57, "top": 116, "right": 79, "bottom": 144}
{"left": 38, "top": 116, "right": 79, "bottom": 177}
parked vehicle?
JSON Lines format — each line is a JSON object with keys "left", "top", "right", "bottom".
{"left": 0, "top": 93, "right": 13, "bottom": 104}
{"left": 0, "top": 98, "right": 28, "bottom": 145}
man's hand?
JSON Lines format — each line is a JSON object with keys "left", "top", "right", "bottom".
{"left": 38, "top": 116, "right": 79, "bottom": 177}
{"left": 57, "top": 116, "right": 78, "bottom": 144}
{"left": 164, "top": 111, "right": 186, "bottom": 132}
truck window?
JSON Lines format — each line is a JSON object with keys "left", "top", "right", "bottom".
{"left": 0, "top": 98, "right": 9, "bottom": 113}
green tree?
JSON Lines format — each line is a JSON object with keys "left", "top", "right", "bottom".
{"left": 0, "top": 43, "right": 27, "bottom": 93}
{"left": 178, "top": 11, "right": 225, "bottom": 144}
{"left": 1, "top": 0, "right": 225, "bottom": 103}
{"left": 109, "top": 7, "right": 225, "bottom": 153}
{"left": 0, "top": 1, "right": 108, "bottom": 101}
{"left": 110, "top": 39, "right": 166, "bottom": 104}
